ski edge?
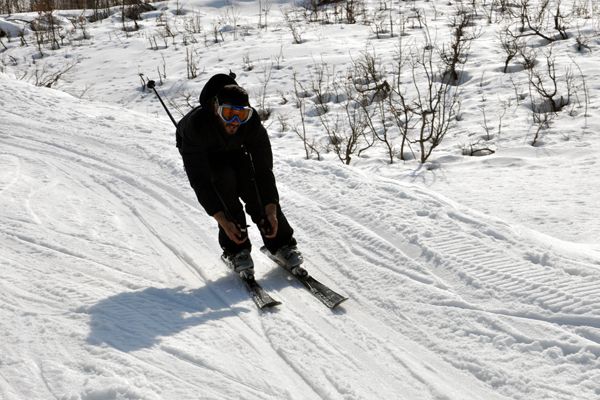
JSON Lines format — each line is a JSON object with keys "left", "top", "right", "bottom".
{"left": 242, "top": 277, "right": 282, "bottom": 309}
{"left": 302, "top": 276, "right": 348, "bottom": 309}
{"left": 221, "top": 255, "right": 281, "bottom": 310}
{"left": 260, "top": 246, "right": 348, "bottom": 309}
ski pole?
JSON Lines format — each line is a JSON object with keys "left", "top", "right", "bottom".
{"left": 147, "top": 80, "right": 177, "bottom": 127}
{"left": 242, "top": 145, "right": 271, "bottom": 236}
{"left": 211, "top": 178, "right": 248, "bottom": 241}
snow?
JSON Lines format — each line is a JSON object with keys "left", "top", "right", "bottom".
{"left": 0, "top": 19, "right": 27, "bottom": 37}
{"left": 1, "top": 0, "right": 600, "bottom": 399}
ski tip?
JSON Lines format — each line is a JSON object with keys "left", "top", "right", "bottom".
{"left": 259, "top": 300, "right": 282, "bottom": 310}
{"left": 259, "top": 246, "right": 270, "bottom": 255}
{"left": 326, "top": 296, "right": 349, "bottom": 310}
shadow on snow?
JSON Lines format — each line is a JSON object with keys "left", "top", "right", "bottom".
{"left": 84, "top": 264, "right": 346, "bottom": 352}
{"left": 84, "top": 273, "right": 257, "bottom": 352}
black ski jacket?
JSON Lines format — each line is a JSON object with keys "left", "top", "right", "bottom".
{"left": 176, "top": 106, "right": 278, "bottom": 216}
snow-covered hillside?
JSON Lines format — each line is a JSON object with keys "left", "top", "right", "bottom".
{"left": 2, "top": 72, "right": 600, "bottom": 399}
{"left": 2, "top": 0, "right": 600, "bottom": 399}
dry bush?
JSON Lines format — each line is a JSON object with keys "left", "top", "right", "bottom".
{"left": 528, "top": 48, "right": 573, "bottom": 113}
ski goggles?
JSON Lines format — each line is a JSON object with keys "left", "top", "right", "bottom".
{"left": 217, "top": 104, "right": 253, "bottom": 124}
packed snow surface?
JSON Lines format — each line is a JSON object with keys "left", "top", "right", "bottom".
{"left": 1, "top": 0, "right": 600, "bottom": 399}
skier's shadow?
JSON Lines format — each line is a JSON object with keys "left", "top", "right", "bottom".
{"left": 84, "top": 273, "right": 261, "bottom": 352}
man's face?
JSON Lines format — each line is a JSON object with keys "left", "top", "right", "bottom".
{"left": 222, "top": 120, "right": 240, "bottom": 135}
{"left": 215, "top": 103, "right": 242, "bottom": 135}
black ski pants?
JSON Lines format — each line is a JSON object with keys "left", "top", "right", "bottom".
{"left": 212, "top": 151, "right": 295, "bottom": 255}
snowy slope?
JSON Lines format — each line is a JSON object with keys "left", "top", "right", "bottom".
{"left": 2, "top": 73, "right": 600, "bottom": 399}
{"left": 2, "top": 0, "right": 600, "bottom": 398}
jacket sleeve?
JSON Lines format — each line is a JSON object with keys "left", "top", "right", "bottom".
{"left": 177, "top": 112, "right": 223, "bottom": 216}
{"left": 245, "top": 119, "right": 279, "bottom": 206}
{"left": 180, "top": 150, "right": 224, "bottom": 216}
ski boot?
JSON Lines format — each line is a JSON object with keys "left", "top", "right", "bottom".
{"left": 223, "top": 249, "right": 255, "bottom": 279}
{"left": 273, "top": 245, "right": 308, "bottom": 277}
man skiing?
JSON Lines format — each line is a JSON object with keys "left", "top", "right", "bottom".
{"left": 176, "top": 73, "right": 304, "bottom": 279}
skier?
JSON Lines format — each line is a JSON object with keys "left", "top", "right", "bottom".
{"left": 176, "top": 73, "right": 304, "bottom": 279}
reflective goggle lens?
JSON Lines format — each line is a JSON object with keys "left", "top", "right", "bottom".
{"left": 218, "top": 105, "right": 252, "bottom": 124}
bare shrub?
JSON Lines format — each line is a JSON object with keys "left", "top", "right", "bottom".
{"left": 283, "top": 8, "right": 304, "bottom": 44}
{"left": 334, "top": 80, "right": 372, "bottom": 164}
{"left": 303, "top": 63, "right": 367, "bottom": 164}
{"left": 463, "top": 141, "right": 496, "bottom": 156}
{"left": 408, "top": 47, "right": 460, "bottom": 163}
{"left": 387, "top": 77, "right": 415, "bottom": 161}
{"left": 31, "top": 0, "right": 62, "bottom": 51}
{"left": 258, "top": 0, "right": 273, "bottom": 29}
{"left": 574, "top": 26, "right": 592, "bottom": 52}
{"left": 156, "top": 54, "right": 167, "bottom": 85}
{"left": 124, "top": 1, "right": 155, "bottom": 21}
{"left": 441, "top": 6, "right": 479, "bottom": 84}
{"left": 210, "top": 20, "right": 225, "bottom": 43}
{"left": 343, "top": 0, "right": 363, "bottom": 24}
{"left": 370, "top": 6, "right": 390, "bottom": 39}
{"left": 530, "top": 111, "right": 554, "bottom": 146}
{"left": 242, "top": 53, "right": 254, "bottom": 72}
{"left": 186, "top": 47, "right": 199, "bottom": 79}
{"left": 518, "top": 45, "right": 537, "bottom": 70}
{"left": 184, "top": 14, "right": 202, "bottom": 34}
{"left": 20, "top": 58, "right": 78, "bottom": 88}
{"left": 499, "top": 27, "right": 522, "bottom": 72}
{"left": 513, "top": 0, "right": 570, "bottom": 42}
{"left": 292, "top": 71, "right": 321, "bottom": 160}
{"left": 309, "top": 61, "right": 336, "bottom": 116}
{"left": 569, "top": 56, "right": 590, "bottom": 124}
{"left": 350, "top": 49, "right": 394, "bottom": 163}
{"left": 256, "top": 62, "right": 273, "bottom": 121}
{"left": 272, "top": 45, "right": 285, "bottom": 70}
{"left": 528, "top": 48, "right": 572, "bottom": 113}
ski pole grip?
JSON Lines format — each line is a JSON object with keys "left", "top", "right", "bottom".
{"left": 258, "top": 218, "right": 272, "bottom": 236}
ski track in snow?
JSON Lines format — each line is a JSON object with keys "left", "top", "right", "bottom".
{"left": 1, "top": 76, "right": 600, "bottom": 400}
{"left": 274, "top": 159, "right": 600, "bottom": 399}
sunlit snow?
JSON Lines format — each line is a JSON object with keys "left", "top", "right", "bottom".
{"left": 1, "top": 1, "right": 600, "bottom": 399}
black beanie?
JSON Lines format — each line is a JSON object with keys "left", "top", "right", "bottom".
{"left": 199, "top": 73, "right": 238, "bottom": 107}
{"left": 217, "top": 85, "right": 250, "bottom": 107}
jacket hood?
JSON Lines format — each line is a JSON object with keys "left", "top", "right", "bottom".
{"left": 199, "top": 73, "right": 239, "bottom": 108}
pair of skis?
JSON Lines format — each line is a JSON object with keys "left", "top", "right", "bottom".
{"left": 221, "top": 247, "right": 347, "bottom": 310}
